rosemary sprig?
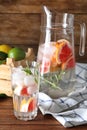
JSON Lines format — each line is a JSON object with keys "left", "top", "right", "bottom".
{"left": 23, "top": 61, "right": 65, "bottom": 90}
{"left": 40, "top": 71, "right": 65, "bottom": 90}
{"left": 40, "top": 76, "right": 62, "bottom": 90}
{"left": 23, "top": 67, "right": 32, "bottom": 75}
{"left": 23, "top": 66, "right": 39, "bottom": 84}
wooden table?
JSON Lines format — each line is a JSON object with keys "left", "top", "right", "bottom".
{"left": 0, "top": 97, "right": 87, "bottom": 130}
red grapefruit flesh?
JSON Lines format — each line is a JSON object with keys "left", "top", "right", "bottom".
{"left": 62, "top": 55, "right": 75, "bottom": 70}
{"left": 40, "top": 60, "right": 50, "bottom": 73}
{"left": 51, "top": 39, "right": 73, "bottom": 66}
{"left": 28, "top": 98, "right": 37, "bottom": 112}
{"left": 56, "top": 39, "right": 73, "bottom": 64}
{"left": 21, "top": 87, "right": 29, "bottom": 96}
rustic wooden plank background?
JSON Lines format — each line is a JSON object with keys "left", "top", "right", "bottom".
{"left": 0, "top": 0, "right": 87, "bottom": 62}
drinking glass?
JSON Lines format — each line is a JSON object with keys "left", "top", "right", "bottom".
{"left": 11, "top": 61, "right": 40, "bottom": 121}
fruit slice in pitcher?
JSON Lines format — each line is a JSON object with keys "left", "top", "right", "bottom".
{"left": 56, "top": 39, "right": 73, "bottom": 64}
{"left": 51, "top": 39, "right": 73, "bottom": 67}
{"left": 40, "top": 58, "right": 50, "bottom": 74}
{"left": 51, "top": 50, "right": 59, "bottom": 67}
{"left": 62, "top": 55, "right": 75, "bottom": 70}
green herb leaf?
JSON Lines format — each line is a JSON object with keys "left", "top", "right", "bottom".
{"left": 40, "top": 71, "right": 65, "bottom": 90}
{"left": 23, "top": 67, "right": 32, "bottom": 75}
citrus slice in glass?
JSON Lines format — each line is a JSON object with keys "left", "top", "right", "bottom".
{"left": 21, "top": 86, "right": 29, "bottom": 96}
{"left": 28, "top": 97, "right": 37, "bottom": 112}
{"left": 20, "top": 98, "right": 29, "bottom": 112}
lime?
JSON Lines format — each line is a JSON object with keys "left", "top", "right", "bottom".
{"left": 8, "top": 47, "right": 26, "bottom": 61}
{"left": 0, "top": 44, "right": 12, "bottom": 54}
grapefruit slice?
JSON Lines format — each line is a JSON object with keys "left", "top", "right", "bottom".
{"left": 50, "top": 64, "right": 61, "bottom": 72}
{"left": 51, "top": 39, "right": 73, "bottom": 67}
{"left": 28, "top": 97, "right": 37, "bottom": 112}
{"left": 62, "top": 55, "right": 75, "bottom": 70}
{"left": 20, "top": 98, "right": 29, "bottom": 112}
{"left": 51, "top": 50, "right": 58, "bottom": 67}
{"left": 20, "top": 97, "right": 37, "bottom": 112}
{"left": 21, "top": 86, "right": 29, "bottom": 96}
{"left": 56, "top": 39, "right": 73, "bottom": 64}
{"left": 40, "top": 58, "right": 50, "bottom": 74}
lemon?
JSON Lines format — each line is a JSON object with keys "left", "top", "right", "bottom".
{"left": 0, "top": 44, "right": 12, "bottom": 54}
{"left": 8, "top": 47, "right": 26, "bottom": 61}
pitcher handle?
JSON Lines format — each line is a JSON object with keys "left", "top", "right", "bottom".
{"left": 79, "top": 22, "right": 86, "bottom": 56}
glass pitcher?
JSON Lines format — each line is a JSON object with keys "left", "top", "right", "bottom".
{"left": 37, "top": 6, "right": 86, "bottom": 98}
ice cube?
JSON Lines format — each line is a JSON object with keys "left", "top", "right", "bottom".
{"left": 43, "top": 44, "right": 56, "bottom": 59}
{"left": 12, "top": 68, "right": 26, "bottom": 86}
{"left": 27, "top": 84, "right": 38, "bottom": 95}
{"left": 24, "top": 75, "right": 36, "bottom": 86}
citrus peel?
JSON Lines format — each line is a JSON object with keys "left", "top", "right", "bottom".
{"left": 0, "top": 44, "right": 12, "bottom": 54}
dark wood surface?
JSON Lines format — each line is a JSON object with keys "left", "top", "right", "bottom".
{"left": 0, "top": 97, "right": 87, "bottom": 130}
